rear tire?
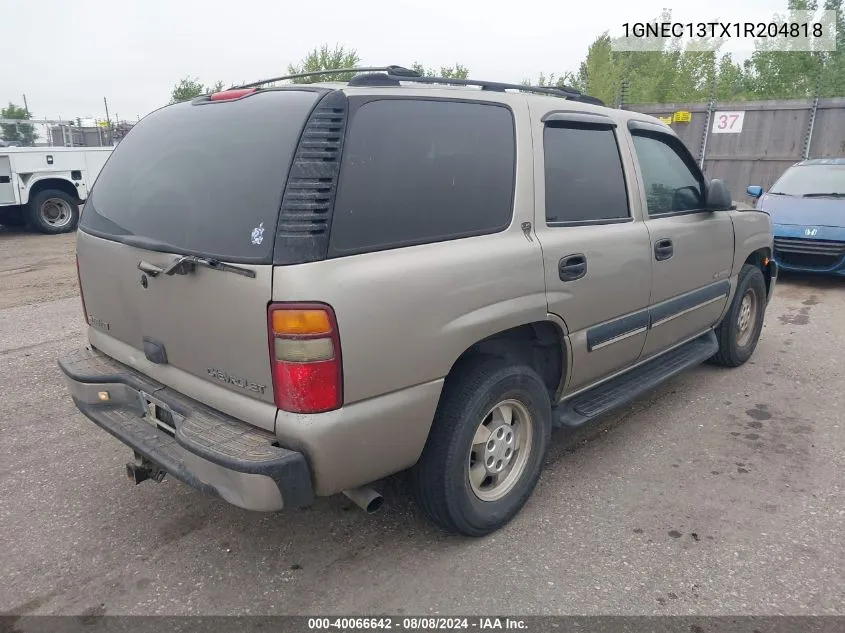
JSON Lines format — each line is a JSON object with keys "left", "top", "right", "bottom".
{"left": 710, "top": 264, "right": 767, "bottom": 367}
{"left": 26, "top": 189, "right": 80, "bottom": 234}
{"left": 411, "top": 356, "right": 552, "bottom": 537}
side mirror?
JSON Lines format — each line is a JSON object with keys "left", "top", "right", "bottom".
{"left": 705, "top": 179, "right": 733, "bottom": 211}
{"left": 747, "top": 185, "right": 764, "bottom": 198}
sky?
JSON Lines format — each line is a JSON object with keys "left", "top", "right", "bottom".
{"left": 2, "top": 0, "right": 788, "bottom": 123}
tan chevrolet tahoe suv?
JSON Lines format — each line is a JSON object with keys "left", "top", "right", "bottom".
{"left": 60, "top": 67, "right": 776, "bottom": 536}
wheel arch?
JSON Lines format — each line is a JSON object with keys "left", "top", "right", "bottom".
{"left": 445, "top": 318, "right": 569, "bottom": 402}
{"left": 743, "top": 247, "right": 774, "bottom": 298}
{"left": 24, "top": 177, "right": 81, "bottom": 206}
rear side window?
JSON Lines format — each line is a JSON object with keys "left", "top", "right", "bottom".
{"left": 328, "top": 99, "right": 515, "bottom": 255}
{"left": 81, "top": 90, "right": 322, "bottom": 263}
{"left": 544, "top": 124, "right": 629, "bottom": 224}
{"left": 631, "top": 133, "right": 705, "bottom": 215}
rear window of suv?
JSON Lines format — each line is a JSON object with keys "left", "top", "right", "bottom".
{"left": 80, "top": 90, "right": 322, "bottom": 263}
{"left": 328, "top": 99, "right": 516, "bottom": 256}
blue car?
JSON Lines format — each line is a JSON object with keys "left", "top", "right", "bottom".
{"left": 747, "top": 158, "right": 845, "bottom": 276}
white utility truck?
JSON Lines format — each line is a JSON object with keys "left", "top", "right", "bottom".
{"left": 0, "top": 146, "right": 112, "bottom": 234}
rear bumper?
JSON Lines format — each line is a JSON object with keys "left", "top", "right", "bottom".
{"left": 58, "top": 347, "right": 314, "bottom": 512}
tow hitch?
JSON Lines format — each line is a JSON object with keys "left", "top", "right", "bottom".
{"left": 125, "top": 452, "right": 166, "bottom": 485}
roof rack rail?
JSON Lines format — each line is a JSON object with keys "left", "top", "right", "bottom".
{"left": 232, "top": 65, "right": 604, "bottom": 106}
{"left": 373, "top": 72, "right": 604, "bottom": 106}
{"left": 232, "top": 66, "right": 420, "bottom": 90}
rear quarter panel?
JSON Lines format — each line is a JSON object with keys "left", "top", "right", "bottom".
{"left": 272, "top": 231, "right": 547, "bottom": 405}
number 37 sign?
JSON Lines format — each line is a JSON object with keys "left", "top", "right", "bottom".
{"left": 712, "top": 111, "right": 745, "bottom": 134}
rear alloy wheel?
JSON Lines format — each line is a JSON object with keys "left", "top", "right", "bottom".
{"left": 411, "top": 357, "right": 551, "bottom": 537}
{"left": 26, "top": 189, "right": 80, "bottom": 234}
{"left": 468, "top": 399, "right": 534, "bottom": 502}
{"left": 711, "top": 264, "right": 767, "bottom": 367}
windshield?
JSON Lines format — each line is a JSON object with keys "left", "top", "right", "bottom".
{"left": 769, "top": 164, "right": 845, "bottom": 197}
{"left": 80, "top": 90, "right": 321, "bottom": 263}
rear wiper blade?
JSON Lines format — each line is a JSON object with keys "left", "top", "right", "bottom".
{"left": 802, "top": 192, "right": 845, "bottom": 198}
{"left": 119, "top": 234, "right": 182, "bottom": 252}
{"left": 138, "top": 255, "right": 256, "bottom": 279}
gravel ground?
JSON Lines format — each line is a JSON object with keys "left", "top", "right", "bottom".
{"left": 1, "top": 227, "right": 843, "bottom": 616}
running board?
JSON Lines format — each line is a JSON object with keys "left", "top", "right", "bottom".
{"left": 552, "top": 331, "right": 718, "bottom": 429}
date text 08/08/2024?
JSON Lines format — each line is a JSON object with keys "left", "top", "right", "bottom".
{"left": 307, "top": 617, "right": 528, "bottom": 630}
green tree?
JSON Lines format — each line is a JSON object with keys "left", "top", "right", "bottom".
{"left": 521, "top": 71, "right": 582, "bottom": 91}
{"left": 287, "top": 45, "right": 360, "bottom": 83}
{"left": 532, "top": 0, "right": 841, "bottom": 106}
{"left": 1, "top": 102, "right": 37, "bottom": 146}
{"left": 169, "top": 77, "right": 225, "bottom": 103}
{"left": 744, "top": 0, "right": 825, "bottom": 99}
{"left": 819, "top": 0, "right": 845, "bottom": 97}
{"left": 579, "top": 33, "right": 619, "bottom": 104}
{"left": 410, "top": 63, "right": 470, "bottom": 79}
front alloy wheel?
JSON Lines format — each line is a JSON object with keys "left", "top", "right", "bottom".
{"left": 711, "top": 263, "right": 767, "bottom": 367}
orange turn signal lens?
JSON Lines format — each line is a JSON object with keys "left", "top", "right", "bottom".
{"left": 272, "top": 309, "right": 331, "bottom": 336}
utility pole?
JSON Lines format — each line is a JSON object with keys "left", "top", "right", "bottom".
{"left": 104, "top": 97, "right": 113, "bottom": 146}
{"left": 699, "top": 73, "right": 718, "bottom": 171}
{"left": 803, "top": 76, "right": 821, "bottom": 160}
{"left": 22, "top": 94, "right": 30, "bottom": 116}
{"left": 619, "top": 80, "right": 629, "bottom": 110}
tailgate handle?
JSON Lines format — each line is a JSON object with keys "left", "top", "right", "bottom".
{"left": 138, "top": 260, "right": 164, "bottom": 277}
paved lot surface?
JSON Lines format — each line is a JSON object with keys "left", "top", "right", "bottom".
{"left": 1, "top": 228, "right": 843, "bottom": 616}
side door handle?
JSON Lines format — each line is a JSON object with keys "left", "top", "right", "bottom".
{"left": 559, "top": 253, "right": 587, "bottom": 281}
{"left": 654, "top": 238, "right": 674, "bottom": 261}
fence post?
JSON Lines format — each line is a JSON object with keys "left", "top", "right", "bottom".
{"left": 803, "top": 78, "right": 821, "bottom": 160}
{"left": 698, "top": 76, "right": 717, "bottom": 171}
{"left": 619, "top": 79, "right": 629, "bottom": 110}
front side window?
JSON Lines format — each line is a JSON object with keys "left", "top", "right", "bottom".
{"left": 631, "top": 133, "right": 704, "bottom": 215}
{"left": 543, "top": 124, "right": 629, "bottom": 224}
{"left": 328, "top": 99, "right": 516, "bottom": 255}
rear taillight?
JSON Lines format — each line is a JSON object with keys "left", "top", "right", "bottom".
{"left": 268, "top": 303, "right": 342, "bottom": 414}
{"left": 76, "top": 253, "right": 88, "bottom": 325}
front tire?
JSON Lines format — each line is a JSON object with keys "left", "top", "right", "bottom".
{"left": 711, "top": 264, "right": 767, "bottom": 367}
{"left": 26, "top": 189, "right": 80, "bottom": 234}
{"left": 411, "top": 357, "right": 552, "bottom": 537}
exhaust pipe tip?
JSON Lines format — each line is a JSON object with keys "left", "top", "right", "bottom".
{"left": 342, "top": 487, "right": 383, "bottom": 514}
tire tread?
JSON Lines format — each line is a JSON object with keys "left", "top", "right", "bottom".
{"left": 411, "top": 355, "right": 551, "bottom": 536}
{"left": 711, "top": 264, "right": 766, "bottom": 367}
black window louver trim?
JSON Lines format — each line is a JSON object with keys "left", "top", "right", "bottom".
{"left": 273, "top": 90, "right": 348, "bottom": 265}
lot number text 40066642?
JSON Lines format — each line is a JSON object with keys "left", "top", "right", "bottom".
{"left": 307, "top": 617, "right": 528, "bottom": 630}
